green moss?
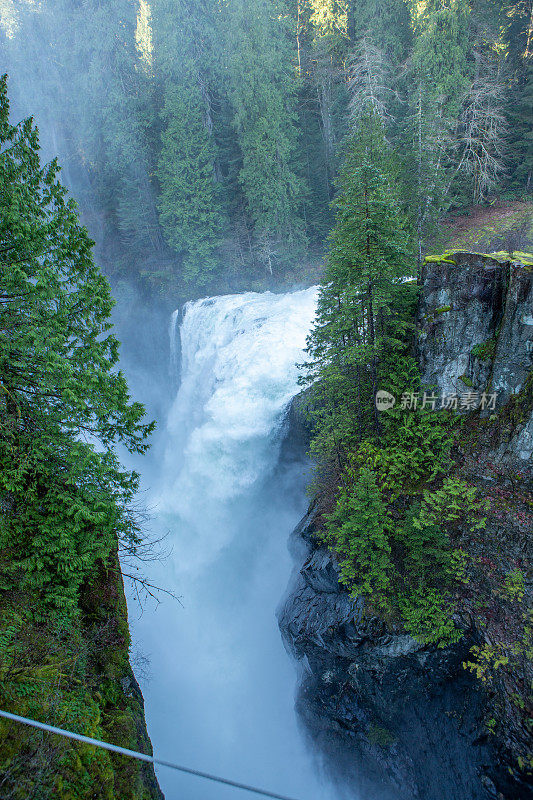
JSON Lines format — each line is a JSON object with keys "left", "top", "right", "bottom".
{"left": 426, "top": 247, "right": 533, "bottom": 269}
{"left": 0, "top": 556, "right": 162, "bottom": 800}
{"left": 435, "top": 305, "right": 452, "bottom": 315}
{"left": 459, "top": 374, "right": 474, "bottom": 387}
{"left": 424, "top": 251, "right": 457, "bottom": 264}
{"left": 488, "top": 250, "right": 533, "bottom": 265}
{"left": 510, "top": 250, "right": 533, "bottom": 265}
{"left": 493, "top": 370, "right": 533, "bottom": 438}
{"left": 367, "top": 723, "right": 396, "bottom": 747}
{"left": 471, "top": 338, "right": 497, "bottom": 361}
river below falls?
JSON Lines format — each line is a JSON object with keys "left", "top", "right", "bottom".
{"left": 125, "top": 287, "right": 349, "bottom": 800}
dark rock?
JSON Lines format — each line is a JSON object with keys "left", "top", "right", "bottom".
{"left": 418, "top": 252, "right": 533, "bottom": 462}
{"left": 279, "top": 252, "right": 533, "bottom": 800}
{"left": 278, "top": 507, "right": 495, "bottom": 800}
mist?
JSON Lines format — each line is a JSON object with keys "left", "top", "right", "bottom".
{"left": 0, "top": 14, "right": 347, "bottom": 796}
{"left": 119, "top": 288, "right": 355, "bottom": 800}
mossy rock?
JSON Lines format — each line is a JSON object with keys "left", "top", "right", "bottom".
{"left": 424, "top": 252, "right": 457, "bottom": 265}
{"left": 367, "top": 723, "right": 396, "bottom": 747}
{"left": 471, "top": 339, "right": 497, "bottom": 361}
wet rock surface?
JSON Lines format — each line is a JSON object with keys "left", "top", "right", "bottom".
{"left": 418, "top": 252, "right": 533, "bottom": 463}
{"left": 279, "top": 510, "right": 496, "bottom": 800}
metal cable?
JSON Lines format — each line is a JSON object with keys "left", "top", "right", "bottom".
{"left": 0, "top": 709, "right": 301, "bottom": 800}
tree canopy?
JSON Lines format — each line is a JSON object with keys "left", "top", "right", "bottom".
{"left": 0, "top": 75, "right": 153, "bottom": 614}
{"left": 0, "top": 0, "right": 529, "bottom": 292}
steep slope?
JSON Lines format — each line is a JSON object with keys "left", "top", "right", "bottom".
{"left": 279, "top": 251, "right": 532, "bottom": 800}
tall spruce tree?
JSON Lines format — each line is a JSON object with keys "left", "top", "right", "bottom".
{"left": 0, "top": 76, "right": 153, "bottom": 613}
{"left": 1, "top": 0, "right": 163, "bottom": 275}
{"left": 157, "top": 86, "right": 225, "bottom": 285}
{"left": 405, "top": 0, "right": 471, "bottom": 262}
{"left": 502, "top": 0, "right": 533, "bottom": 192}
{"left": 303, "top": 111, "right": 411, "bottom": 467}
{"left": 224, "top": 0, "right": 306, "bottom": 273}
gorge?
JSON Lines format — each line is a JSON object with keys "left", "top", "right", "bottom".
{"left": 125, "top": 250, "right": 532, "bottom": 800}
{"left": 1, "top": 1, "right": 531, "bottom": 792}
{"left": 127, "top": 286, "right": 344, "bottom": 799}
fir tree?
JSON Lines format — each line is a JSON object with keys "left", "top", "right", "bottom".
{"left": 404, "top": 0, "right": 471, "bottom": 262}
{"left": 224, "top": 0, "right": 307, "bottom": 273}
{"left": 507, "top": 62, "right": 533, "bottom": 192}
{"left": 157, "top": 85, "right": 225, "bottom": 285}
{"left": 303, "top": 112, "right": 411, "bottom": 464}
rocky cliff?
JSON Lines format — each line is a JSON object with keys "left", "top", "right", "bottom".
{"left": 0, "top": 551, "right": 164, "bottom": 800}
{"left": 278, "top": 251, "right": 532, "bottom": 800}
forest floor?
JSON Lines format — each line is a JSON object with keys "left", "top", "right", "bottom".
{"left": 437, "top": 199, "right": 533, "bottom": 254}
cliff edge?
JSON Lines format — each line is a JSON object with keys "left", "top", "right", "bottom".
{"left": 279, "top": 251, "right": 532, "bottom": 800}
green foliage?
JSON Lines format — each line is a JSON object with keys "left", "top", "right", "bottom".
{"left": 367, "top": 722, "right": 396, "bottom": 747}
{"left": 413, "top": 478, "right": 488, "bottom": 532}
{"left": 302, "top": 112, "right": 412, "bottom": 463}
{"left": 0, "top": 76, "right": 153, "bottom": 614}
{"left": 398, "top": 586, "right": 462, "bottom": 646}
{"left": 322, "top": 467, "right": 392, "bottom": 601}
{"left": 471, "top": 338, "right": 497, "bottom": 361}
{"left": 301, "top": 111, "right": 476, "bottom": 645}
{"left": 499, "top": 569, "right": 526, "bottom": 603}
{"left": 0, "top": 77, "right": 158, "bottom": 798}
{"left": 319, "top": 418, "right": 479, "bottom": 645}
{"left": 224, "top": 0, "right": 307, "bottom": 272}
{"left": 0, "top": 561, "right": 159, "bottom": 799}
{"left": 2, "top": 0, "right": 530, "bottom": 293}
{"left": 157, "top": 84, "right": 226, "bottom": 285}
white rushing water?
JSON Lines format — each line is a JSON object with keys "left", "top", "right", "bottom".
{"left": 130, "top": 287, "right": 343, "bottom": 800}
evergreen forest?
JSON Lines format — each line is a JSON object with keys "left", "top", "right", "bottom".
{"left": 0, "top": 0, "right": 531, "bottom": 295}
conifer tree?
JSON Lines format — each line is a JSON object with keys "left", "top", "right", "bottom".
{"left": 224, "top": 0, "right": 306, "bottom": 272}
{"left": 0, "top": 77, "right": 153, "bottom": 612}
{"left": 157, "top": 86, "right": 225, "bottom": 285}
{"left": 303, "top": 112, "right": 411, "bottom": 465}
{"left": 507, "top": 62, "right": 533, "bottom": 191}
{"left": 152, "top": 0, "right": 227, "bottom": 284}
{"left": 502, "top": 0, "right": 533, "bottom": 192}
{"left": 351, "top": 0, "right": 412, "bottom": 63}
{"left": 405, "top": 0, "right": 471, "bottom": 262}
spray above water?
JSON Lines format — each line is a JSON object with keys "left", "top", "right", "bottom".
{"left": 130, "top": 286, "right": 349, "bottom": 800}
{"left": 157, "top": 288, "right": 319, "bottom": 570}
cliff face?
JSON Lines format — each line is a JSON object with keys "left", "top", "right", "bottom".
{"left": 278, "top": 252, "right": 532, "bottom": 800}
{"left": 418, "top": 251, "right": 533, "bottom": 463}
{"left": 0, "top": 552, "right": 164, "bottom": 800}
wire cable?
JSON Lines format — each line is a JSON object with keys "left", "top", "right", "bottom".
{"left": 0, "top": 709, "right": 301, "bottom": 800}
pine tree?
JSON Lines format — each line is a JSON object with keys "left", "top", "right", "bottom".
{"left": 502, "top": 0, "right": 533, "bottom": 192}
{"left": 2, "top": 0, "right": 164, "bottom": 273}
{"left": 405, "top": 0, "right": 471, "bottom": 261}
{"left": 224, "top": 0, "right": 307, "bottom": 273}
{"left": 303, "top": 112, "right": 411, "bottom": 465}
{"left": 351, "top": 0, "right": 412, "bottom": 63}
{"left": 507, "top": 62, "right": 533, "bottom": 191}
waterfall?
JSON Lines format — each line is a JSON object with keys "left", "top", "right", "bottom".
{"left": 130, "top": 287, "right": 343, "bottom": 800}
